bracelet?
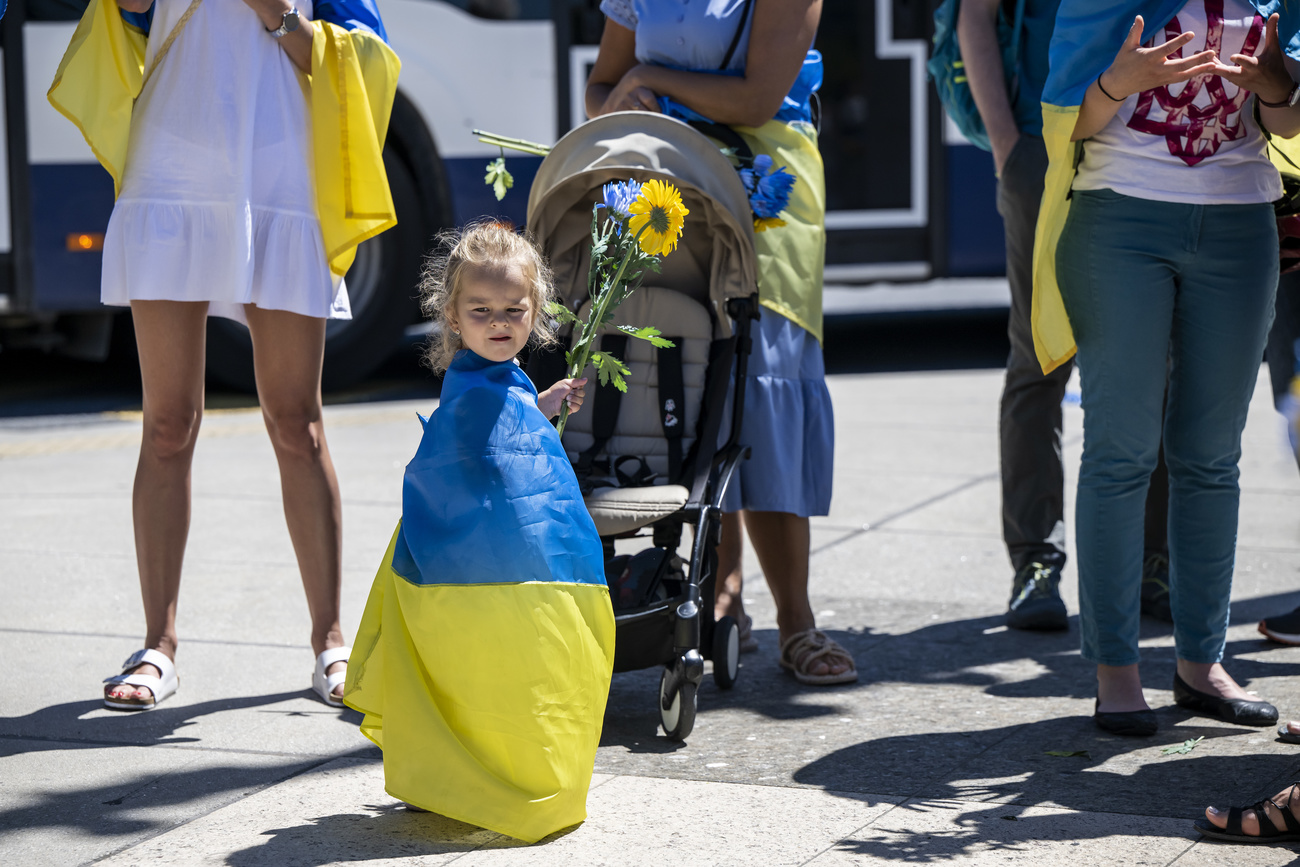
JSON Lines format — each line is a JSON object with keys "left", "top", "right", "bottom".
{"left": 1259, "top": 84, "right": 1299, "bottom": 108}
{"left": 1096, "top": 75, "right": 1125, "bottom": 103}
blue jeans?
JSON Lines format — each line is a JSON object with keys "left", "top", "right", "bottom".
{"left": 1057, "top": 189, "right": 1278, "bottom": 666}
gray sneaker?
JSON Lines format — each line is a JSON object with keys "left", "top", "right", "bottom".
{"left": 1007, "top": 562, "right": 1068, "bottom": 631}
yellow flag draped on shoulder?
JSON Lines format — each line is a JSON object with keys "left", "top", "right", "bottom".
{"left": 1029, "top": 104, "right": 1082, "bottom": 375}
{"left": 45, "top": 0, "right": 399, "bottom": 277}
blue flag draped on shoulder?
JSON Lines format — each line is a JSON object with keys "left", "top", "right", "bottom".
{"left": 344, "top": 351, "right": 615, "bottom": 844}
{"left": 1031, "top": 0, "right": 1300, "bottom": 374}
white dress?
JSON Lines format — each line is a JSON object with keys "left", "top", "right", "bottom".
{"left": 101, "top": 0, "right": 349, "bottom": 325}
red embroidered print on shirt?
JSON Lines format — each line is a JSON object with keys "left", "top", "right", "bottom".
{"left": 1126, "top": 0, "right": 1264, "bottom": 166}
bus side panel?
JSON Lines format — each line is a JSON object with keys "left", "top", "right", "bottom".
{"left": 31, "top": 163, "right": 114, "bottom": 312}
{"left": 443, "top": 155, "right": 541, "bottom": 228}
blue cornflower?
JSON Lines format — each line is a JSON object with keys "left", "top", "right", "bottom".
{"left": 739, "top": 155, "right": 796, "bottom": 219}
{"left": 599, "top": 180, "right": 643, "bottom": 220}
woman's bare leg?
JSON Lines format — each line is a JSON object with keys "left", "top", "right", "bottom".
{"left": 1095, "top": 663, "right": 1149, "bottom": 713}
{"left": 742, "top": 510, "right": 851, "bottom": 678}
{"left": 245, "top": 306, "right": 345, "bottom": 694}
{"left": 714, "top": 511, "right": 746, "bottom": 621}
{"left": 105, "top": 300, "right": 209, "bottom": 703}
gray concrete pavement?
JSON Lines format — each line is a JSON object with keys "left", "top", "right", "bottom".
{"left": 3, "top": 365, "right": 1300, "bottom": 865}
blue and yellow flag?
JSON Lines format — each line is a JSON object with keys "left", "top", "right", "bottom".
{"left": 345, "top": 351, "right": 616, "bottom": 844}
{"left": 1032, "top": 0, "right": 1300, "bottom": 373}
{"left": 46, "top": 0, "right": 398, "bottom": 277}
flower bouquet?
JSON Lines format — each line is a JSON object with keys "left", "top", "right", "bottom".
{"left": 550, "top": 178, "right": 689, "bottom": 435}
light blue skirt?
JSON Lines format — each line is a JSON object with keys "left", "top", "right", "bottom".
{"left": 721, "top": 311, "right": 834, "bottom": 517}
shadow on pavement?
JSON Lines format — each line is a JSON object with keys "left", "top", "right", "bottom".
{"left": 796, "top": 718, "right": 1300, "bottom": 860}
{"left": 0, "top": 691, "right": 361, "bottom": 757}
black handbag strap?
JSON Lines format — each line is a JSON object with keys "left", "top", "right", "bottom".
{"left": 656, "top": 339, "right": 686, "bottom": 483}
{"left": 720, "top": 0, "right": 754, "bottom": 70}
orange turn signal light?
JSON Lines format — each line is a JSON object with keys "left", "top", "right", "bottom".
{"left": 66, "top": 232, "right": 104, "bottom": 252}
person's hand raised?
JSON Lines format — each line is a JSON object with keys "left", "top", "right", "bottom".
{"left": 1214, "top": 13, "right": 1294, "bottom": 104}
{"left": 1098, "top": 15, "right": 1220, "bottom": 101}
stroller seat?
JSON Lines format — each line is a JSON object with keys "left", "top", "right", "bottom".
{"left": 585, "top": 484, "right": 690, "bottom": 536}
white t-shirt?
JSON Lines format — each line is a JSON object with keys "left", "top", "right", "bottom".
{"left": 1073, "top": 0, "right": 1283, "bottom": 205}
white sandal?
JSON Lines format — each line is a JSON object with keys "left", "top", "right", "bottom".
{"left": 103, "top": 648, "right": 178, "bottom": 711}
{"left": 313, "top": 646, "right": 351, "bottom": 707}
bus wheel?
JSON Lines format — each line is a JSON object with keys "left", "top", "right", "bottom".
{"left": 205, "top": 150, "right": 428, "bottom": 393}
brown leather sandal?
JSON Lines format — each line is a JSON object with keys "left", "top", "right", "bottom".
{"left": 779, "top": 628, "right": 858, "bottom": 686}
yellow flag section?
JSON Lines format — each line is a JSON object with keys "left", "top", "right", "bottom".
{"left": 45, "top": 0, "right": 143, "bottom": 193}
{"left": 46, "top": 0, "right": 398, "bottom": 276}
{"left": 734, "top": 120, "right": 827, "bottom": 345}
{"left": 345, "top": 525, "right": 617, "bottom": 844}
{"left": 1029, "top": 104, "right": 1084, "bottom": 375}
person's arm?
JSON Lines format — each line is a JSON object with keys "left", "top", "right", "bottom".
{"left": 588, "top": 0, "right": 821, "bottom": 128}
{"left": 956, "top": 0, "right": 1020, "bottom": 174}
{"left": 1216, "top": 14, "right": 1300, "bottom": 139}
{"left": 585, "top": 19, "right": 658, "bottom": 118}
{"left": 1073, "top": 15, "right": 1217, "bottom": 141}
{"left": 119, "top": 0, "right": 153, "bottom": 13}
{"left": 242, "top": 0, "right": 313, "bottom": 73}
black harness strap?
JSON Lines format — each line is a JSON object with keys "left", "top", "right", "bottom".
{"left": 575, "top": 333, "right": 629, "bottom": 482}
{"left": 656, "top": 339, "right": 686, "bottom": 483}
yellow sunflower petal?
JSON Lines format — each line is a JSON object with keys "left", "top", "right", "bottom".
{"left": 754, "top": 216, "right": 787, "bottom": 233}
{"left": 629, "top": 179, "right": 688, "bottom": 256}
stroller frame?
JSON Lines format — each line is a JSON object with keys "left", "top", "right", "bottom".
{"left": 525, "top": 112, "right": 762, "bottom": 740}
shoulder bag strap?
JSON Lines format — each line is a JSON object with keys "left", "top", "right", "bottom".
{"left": 142, "top": 0, "right": 204, "bottom": 90}
{"left": 719, "top": 0, "right": 754, "bottom": 71}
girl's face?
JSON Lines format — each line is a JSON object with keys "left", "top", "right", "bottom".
{"left": 448, "top": 265, "right": 535, "bottom": 363}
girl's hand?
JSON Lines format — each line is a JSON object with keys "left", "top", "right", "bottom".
{"left": 537, "top": 378, "right": 588, "bottom": 419}
{"left": 600, "top": 66, "right": 662, "bottom": 115}
{"left": 1098, "top": 15, "right": 1220, "bottom": 101}
{"left": 1215, "top": 14, "right": 1293, "bottom": 104}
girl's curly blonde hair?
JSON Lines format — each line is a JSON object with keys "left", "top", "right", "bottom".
{"left": 419, "top": 221, "right": 559, "bottom": 373}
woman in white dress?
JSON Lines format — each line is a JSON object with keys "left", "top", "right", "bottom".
{"left": 97, "top": 0, "right": 375, "bottom": 709}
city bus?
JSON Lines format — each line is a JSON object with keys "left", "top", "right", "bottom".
{"left": 0, "top": 0, "right": 1003, "bottom": 389}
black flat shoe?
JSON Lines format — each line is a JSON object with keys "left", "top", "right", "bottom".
{"left": 1093, "top": 700, "right": 1158, "bottom": 736}
{"left": 1173, "top": 673, "right": 1279, "bottom": 726}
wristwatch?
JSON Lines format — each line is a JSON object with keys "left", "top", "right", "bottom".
{"left": 268, "top": 6, "right": 300, "bottom": 39}
{"left": 1259, "top": 82, "right": 1300, "bottom": 109}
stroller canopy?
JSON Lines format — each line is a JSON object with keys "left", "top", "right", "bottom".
{"left": 527, "top": 112, "right": 757, "bottom": 332}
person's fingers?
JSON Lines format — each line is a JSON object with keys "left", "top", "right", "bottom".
{"left": 1150, "top": 30, "right": 1197, "bottom": 58}
{"left": 1166, "top": 48, "right": 1218, "bottom": 68}
{"left": 1170, "top": 60, "right": 1220, "bottom": 81}
{"left": 1227, "top": 53, "right": 1257, "bottom": 67}
{"left": 1124, "top": 15, "right": 1145, "bottom": 50}
{"left": 1268, "top": 13, "right": 1281, "bottom": 49}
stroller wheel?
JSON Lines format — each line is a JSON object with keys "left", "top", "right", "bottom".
{"left": 712, "top": 616, "right": 741, "bottom": 690}
{"left": 659, "top": 666, "right": 698, "bottom": 740}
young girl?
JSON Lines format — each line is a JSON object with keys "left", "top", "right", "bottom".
{"left": 344, "top": 222, "right": 614, "bottom": 843}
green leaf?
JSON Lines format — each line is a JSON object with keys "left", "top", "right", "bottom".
{"left": 1043, "top": 750, "right": 1091, "bottom": 758}
{"left": 484, "top": 157, "right": 514, "bottom": 201}
{"left": 618, "top": 325, "right": 676, "bottom": 348}
{"left": 545, "top": 302, "right": 579, "bottom": 325}
{"left": 590, "top": 350, "right": 630, "bottom": 392}
{"left": 1161, "top": 736, "right": 1204, "bottom": 756}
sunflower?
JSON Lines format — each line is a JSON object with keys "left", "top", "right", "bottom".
{"left": 628, "top": 179, "right": 689, "bottom": 256}
{"left": 754, "top": 216, "right": 787, "bottom": 233}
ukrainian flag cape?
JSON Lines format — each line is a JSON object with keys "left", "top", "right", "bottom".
{"left": 1032, "top": 0, "right": 1300, "bottom": 373}
{"left": 345, "top": 350, "right": 616, "bottom": 844}
{"left": 45, "top": 0, "right": 398, "bottom": 277}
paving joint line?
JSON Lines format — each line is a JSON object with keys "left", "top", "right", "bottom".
{"left": 0, "top": 626, "right": 312, "bottom": 650}
{"left": 0, "top": 732, "right": 371, "bottom": 761}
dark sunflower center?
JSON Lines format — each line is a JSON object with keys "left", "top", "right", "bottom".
{"left": 648, "top": 206, "right": 670, "bottom": 234}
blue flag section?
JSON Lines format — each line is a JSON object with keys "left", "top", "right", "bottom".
{"left": 393, "top": 350, "right": 607, "bottom": 588}
{"left": 344, "top": 350, "right": 616, "bottom": 843}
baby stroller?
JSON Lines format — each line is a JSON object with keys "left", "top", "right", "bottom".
{"left": 526, "top": 112, "right": 759, "bottom": 741}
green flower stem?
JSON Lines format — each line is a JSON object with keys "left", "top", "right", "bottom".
{"left": 472, "top": 130, "right": 553, "bottom": 156}
{"left": 555, "top": 223, "right": 648, "bottom": 436}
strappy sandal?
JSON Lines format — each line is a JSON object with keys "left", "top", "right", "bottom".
{"left": 779, "top": 628, "right": 858, "bottom": 686}
{"left": 1194, "top": 784, "right": 1300, "bottom": 843}
{"left": 313, "top": 646, "right": 351, "bottom": 707}
{"left": 1278, "top": 721, "right": 1300, "bottom": 745}
{"left": 737, "top": 613, "right": 759, "bottom": 654}
{"left": 103, "top": 648, "right": 178, "bottom": 711}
